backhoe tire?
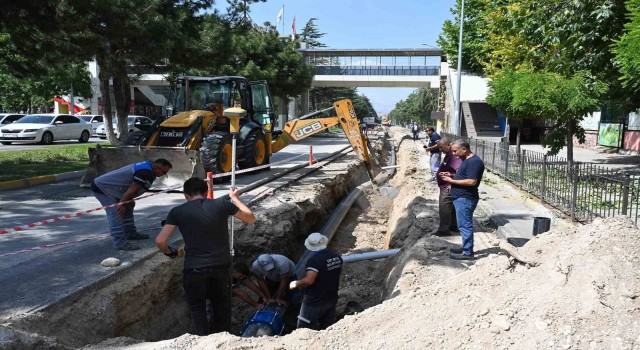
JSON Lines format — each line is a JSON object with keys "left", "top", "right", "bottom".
{"left": 238, "top": 129, "right": 269, "bottom": 171}
{"left": 200, "top": 131, "right": 233, "bottom": 183}
{"left": 121, "top": 131, "right": 146, "bottom": 146}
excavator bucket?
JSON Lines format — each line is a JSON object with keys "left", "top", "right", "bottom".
{"left": 80, "top": 145, "right": 205, "bottom": 190}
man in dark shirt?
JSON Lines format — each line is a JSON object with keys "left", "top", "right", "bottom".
{"left": 441, "top": 140, "right": 485, "bottom": 260}
{"left": 92, "top": 159, "right": 172, "bottom": 250}
{"left": 434, "top": 138, "right": 463, "bottom": 236}
{"left": 155, "top": 177, "right": 256, "bottom": 335}
{"left": 423, "top": 127, "right": 442, "bottom": 180}
{"left": 289, "top": 232, "right": 343, "bottom": 330}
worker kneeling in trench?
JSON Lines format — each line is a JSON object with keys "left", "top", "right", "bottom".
{"left": 290, "top": 233, "right": 344, "bottom": 330}
{"left": 156, "top": 177, "right": 256, "bottom": 336}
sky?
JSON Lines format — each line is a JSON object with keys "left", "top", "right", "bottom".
{"left": 217, "top": 0, "right": 456, "bottom": 114}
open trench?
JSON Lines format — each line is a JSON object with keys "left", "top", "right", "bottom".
{"left": 0, "top": 133, "right": 400, "bottom": 350}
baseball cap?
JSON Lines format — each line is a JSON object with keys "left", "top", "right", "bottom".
{"left": 256, "top": 254, "right": 275, "bottom": 271}
{"left": 305, "top": 232, "right": 328, "bottom": 251}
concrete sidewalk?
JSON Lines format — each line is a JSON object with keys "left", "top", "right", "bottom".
{"left": 416, "top": 138, "right": 570, "bottom": 246}
{"left": 475, "top": 171, "right": 570, "bottom": 246}
{"left": 520, "top": 144, "right": 640, "bottom": 173}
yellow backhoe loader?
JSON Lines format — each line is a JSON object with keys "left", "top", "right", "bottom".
{"left": 81, "top": 76, "right": 373, "bottom": 188}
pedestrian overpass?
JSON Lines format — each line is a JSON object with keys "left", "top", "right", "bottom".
{"left": 93, "top": 48, "right": 446, "bottom": 121}
{"left": 296, "top": 48, "right": 445, "bottom": 116}
{"left": 303, "top": 48, "right": 443, "bottom": 88}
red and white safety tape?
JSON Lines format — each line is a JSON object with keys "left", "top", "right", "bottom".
{"left": 0, "top": 152, "right": 310, "bottom": 235}
{"left": 0, "top": 186, "right": 180, "bottom": 235}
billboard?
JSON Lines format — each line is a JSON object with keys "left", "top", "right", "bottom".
{"left": 628, "top": 111, "right": 640, "bottom": 131}
{"left": 362, "top": 117, "right": 376, "bottom": 124}
{"left": 598, "top": 123, "right": 623, "bottom": 147}
{"left": 580, "top": 112, "right": 600, "bottom": 131}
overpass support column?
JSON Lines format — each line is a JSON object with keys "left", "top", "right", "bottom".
{"left": 278, "top": 96, "right": 288, "bottom": 130}
{"left": 300, "top": 89, "right": 310, "bottom": 115}
{"left": 288, "top": 97, "right": 297, "bottom": 121}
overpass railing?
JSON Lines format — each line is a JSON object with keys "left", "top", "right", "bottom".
{"left": 314, "top": 65, "right": 439, "bottom": 76}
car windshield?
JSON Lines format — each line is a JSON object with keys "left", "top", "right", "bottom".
{"left": 15, "top": 115, "right": 55, "bottom": 124}
{"left": 79, "top": 116, "right": 92, "bottom": 122}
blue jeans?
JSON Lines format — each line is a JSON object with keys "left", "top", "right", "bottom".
{"left": 430, "top": 153, "right": 441, "bottom": 178}
{"left": 92, "top": 191, "right": 137, "bottom": 248}
{"left": 297, "top": 299, "right": 338, "bottom": 330}
{"left": 453, "top": 197, "right": 479, "bottom": 256}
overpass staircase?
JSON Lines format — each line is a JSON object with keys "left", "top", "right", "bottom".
{"left": 461, "top": 102, "right": 503, "bottom": 140}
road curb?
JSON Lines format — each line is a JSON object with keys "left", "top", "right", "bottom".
{"left": 0, "top": 170, "right": 85, "bottom": 191}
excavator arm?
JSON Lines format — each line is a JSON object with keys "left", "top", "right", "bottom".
{"left": 271, "top": 99, "right": 373, "bottom": 173}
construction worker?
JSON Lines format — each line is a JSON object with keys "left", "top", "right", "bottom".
{"left": 155, "top": 177, "right": 256, "bottom": 335}
{"left": 232, "top": 261, "right": 270, "bottom": 309}
{"left": 441, "top": 140, "right": 486, "bottom": 260}
{"left": 289, "top": 232, "right": 343, "bottom": 330}
{"left": 424, "top": 127, "right": 442, "bottom": 180}
{"left": 434, "top": 138, "right": 462, "bottom": 236}
{"left": 91, "top": 158, "right": 172, "bottom": 250}
{"left": 251, "top": 254, "right": 296, "bottom": 305}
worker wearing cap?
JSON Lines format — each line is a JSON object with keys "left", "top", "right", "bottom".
{"left": 251, "top": 254, "right": 296, "bottom": 305}
{"left": 92, "top": 158, "right": 172, "bottom": 250}
{"left": 289, "top": 232, "right": 343, "bottom": 330}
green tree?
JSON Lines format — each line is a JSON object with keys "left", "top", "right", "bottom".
{"left": 1, "top": 0, "right": 214, "bottom": 143}
{"left": 309, "top": 87, "right": 376, "bottom": 120}
{"left": 482, "top": 0, "right": 630, "bottom": 105}
{"left": 226, "top": 0, "right": 267, "bottom": 26}
{"left": 437, "top": 0, "right": 490, "bottom": 75}
{"left": 488, "top": 70, "right": 607, "bottom": 163}
{"left": 613, "top": 0, "right": 640, "bottom": 90}
{"left": 300, "top": 18, "right": 326, "bottom": 48}
{"left": 389, "top": 88, "right": 439, "bottom": 126}
{"left": 0, "top": 35, "right": 92, "bottom": 113}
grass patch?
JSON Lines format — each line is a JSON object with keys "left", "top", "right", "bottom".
{"left": 0, "top": 144, "right": 96, "bottom": 182}
{"left": 327, "top": 126, "right": 344, "bottom": 134}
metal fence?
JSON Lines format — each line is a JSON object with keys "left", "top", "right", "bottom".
{"left": 442, "top": 133, "right": 640, "bottom": 225}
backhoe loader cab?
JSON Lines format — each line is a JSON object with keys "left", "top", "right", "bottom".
{"left": 121, "top": 76, "right": 276, "bottom": 176}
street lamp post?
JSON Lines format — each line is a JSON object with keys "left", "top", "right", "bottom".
{"left": 454, "top": 0, "right": 465, "bottom": 136}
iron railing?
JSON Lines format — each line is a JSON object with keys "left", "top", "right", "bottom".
{"left": 314, "top": 65, "right": 440, "bottom": 76}
{"left": 442, "top": 133, "right": 639, "bottom": 225}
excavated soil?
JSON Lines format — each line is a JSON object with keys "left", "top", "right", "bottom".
{"left": 83, "top": 127, "right": 640, "bottom": 350}
{"left": 1, "top": 150, "right": 372, "bottom": 350}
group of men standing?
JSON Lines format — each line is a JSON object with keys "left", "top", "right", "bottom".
{"left": 90, "top": 164, "right": 343, "bottom": 336}
{"left": 423, "top": 129, "right": 486, "bottom": 260}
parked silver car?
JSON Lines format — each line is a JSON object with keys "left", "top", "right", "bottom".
{"left": 95, "top": 115, "right": 154, "bottom": 139}
{"left": 78, "top": 115, "right": 104, "bottom": 136}
{"left": 0, "top": 114, "right": 92, "bottom": 145}
{"left": 0, "top": 113, "right": 25, "bottom": 126}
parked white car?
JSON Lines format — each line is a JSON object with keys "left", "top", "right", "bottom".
{"left": 0, "top": 114, "right": 92, "bottom": 145}
{"left": 78, "top": 115, "right": 104, "bottom": 136}
{"left": 0, "top": 113, "right": 25, "bottom": 126}
{"left": 95, "top": 115, "right": 154, "bottom": 139}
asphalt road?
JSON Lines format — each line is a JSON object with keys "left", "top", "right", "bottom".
{"left": 0, "top": 137, "right": 350, "bottom": 320}
{"left": 0, "top": 137, "right": 107, "bottom": 151}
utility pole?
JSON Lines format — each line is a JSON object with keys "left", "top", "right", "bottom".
{"left": 70, "top": 81, "right": 75, "bottom": 116}
{"left": 454, "top": 0, "right": 465, "bottom": 135}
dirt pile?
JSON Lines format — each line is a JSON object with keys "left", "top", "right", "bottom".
{"left": 1, "top": 153, "right": 369, "bottom": 350}
{"left": 87, "top": 127, "right": 640, "bottom": 350}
